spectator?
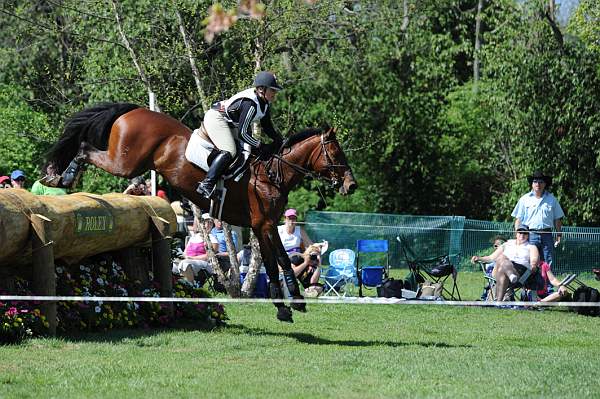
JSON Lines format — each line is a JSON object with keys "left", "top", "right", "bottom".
{"left": 0, "top": 176, "right": 10, "bottom": 188}
{"left": 31, "top": 162, "right": 67, "bottom": 195}
{"left": 479, "top": 235, "right": 507, "bottom": 300}
{"left": 512, "top": 170, "right": 564, "bottom": 265}
{"left": 156, "top": 189, "right": 169, "bottom": 201}
{"left": 277, "top": 208, "right": 313, "bottom": 256}
{"left": 536, "top": 261, "right": 570, "bottom": 303}
{"left": 471, "top": 225, "right": 542, "bottom": 302}
{"left": 289, "top": 242, "right": 327, "bottom": 297}
{"left": 10, "top": 170, "right": 26, "bottom": 189}
{"left": 176, "top": 213, "right": 219, "bottom": 283}
{"left": 211, "top": 218, "right": 239, "bottom": 255}
{"left": 123, "top": 176, "right": 149, "bottom": 195}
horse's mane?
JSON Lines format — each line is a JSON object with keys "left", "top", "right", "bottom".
{"left": 283, "top": 127, "right": 326, "bottom": 148}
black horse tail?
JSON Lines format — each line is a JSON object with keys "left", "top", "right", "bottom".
{"left": 46, "top": 102, "right": 140, "bottom": 173}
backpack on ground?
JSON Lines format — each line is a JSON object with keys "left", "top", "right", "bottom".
{"left": 377, "top": 278, "right": 403, "bottom": 298}
{"left": 572, "top": 285, "right": 600, "bottom": 316}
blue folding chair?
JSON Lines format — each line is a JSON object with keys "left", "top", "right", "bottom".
{"left": 321, "top": 249, "right": 357, "bottom": 297}
{"left": 356, "top": 239, "right": 390, "bottom": 297}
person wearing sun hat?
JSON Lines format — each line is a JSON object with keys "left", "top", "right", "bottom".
{"left": 0, "top": 175, "right": 11, "bottom": 188}
{"left": 471, "top": 224, "right": 542, "bottom": 301}
{"left": 511, "top": 170, "right": 564, "bottom": 265}
{"left": 277, "top": 208, "right": 328, "bottom": 297}
{"left": 277, "top": 208, "right": 313, "bottom": 256}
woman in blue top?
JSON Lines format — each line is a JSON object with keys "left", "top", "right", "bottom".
{"left": 196, "top": 71, "right": 284, "bottom": 198}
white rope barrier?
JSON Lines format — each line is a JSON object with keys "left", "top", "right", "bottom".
{"left": 1, "top": 295, "right": 599, "bottom": 308}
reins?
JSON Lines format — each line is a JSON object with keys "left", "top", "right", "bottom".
{"left": 261, "top": 132, "right": 342, "bottom": 189}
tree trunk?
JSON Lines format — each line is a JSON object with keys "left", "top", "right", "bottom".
{"left": 473, "top": 0, "right": 484, "bottom": 88}
{"left": 241, "top": 231, "right": 263, "bottom": 297}
{"left": 110, "top": 0, "right": 159, "bottom": 110}
{"left": 222, "top": 221, "right": 241, "bottom": 297}
{"left": 175, "top": 9, "right": 210, "bottom": 111}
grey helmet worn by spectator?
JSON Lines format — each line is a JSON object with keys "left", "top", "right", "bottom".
{"left": 196, "top": 71, "right": 284, "bottom": 199}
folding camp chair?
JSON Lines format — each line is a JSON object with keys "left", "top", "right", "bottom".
{"left": 356, "top": 240, "right": 390, "bottom": 297}
{"left": 479, "top": 261, "right": 496, "bottom": 301}
{"left": 321, "top": 249, "right": 357, "bottom": 297}
{"left": 476, "top": 261, "right": 519, "bottom": 301}
{"left": 397, "top": 235, "right": 461, "bottom": 300}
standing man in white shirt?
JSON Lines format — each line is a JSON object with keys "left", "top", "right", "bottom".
{"left": 511, "top": 171, "right": 564, "bottom": 265}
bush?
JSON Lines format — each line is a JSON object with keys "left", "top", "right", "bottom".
{"left": 0, "top": 254, "right": 227, "bottom": 344}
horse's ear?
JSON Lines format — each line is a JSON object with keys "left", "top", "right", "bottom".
{"left": 327, "top": 127, "right": 336, "bottom": 138}
{"left": 322, "top": 125, "right": 335, "bottom": 138}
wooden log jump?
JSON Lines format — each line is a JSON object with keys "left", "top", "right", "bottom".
{"left": 0, "top": 189, "right": 177, "bottom": 333}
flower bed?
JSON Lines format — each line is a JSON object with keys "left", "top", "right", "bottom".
{"left": 1, "top": 254, "right": 227, "bottom": 344}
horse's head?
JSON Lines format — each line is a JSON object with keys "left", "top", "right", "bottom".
{"left": 311, "top": 128, "right": 357, "bottom": 195}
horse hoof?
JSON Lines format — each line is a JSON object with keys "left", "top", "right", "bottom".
{"left": 277, "top": 307, "right": 294, "bottom": 323}
{"left": 291, "top": 298, "right": 307, "bottom": 313}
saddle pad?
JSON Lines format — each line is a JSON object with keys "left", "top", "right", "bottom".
{"left": 185, "top": 129, "right": 214, "bottom": 172}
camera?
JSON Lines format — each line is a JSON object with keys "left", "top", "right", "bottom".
{"left": 309, "top": 253, "right": 318, "bottom": 261}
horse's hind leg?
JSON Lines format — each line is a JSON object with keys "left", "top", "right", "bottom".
{"left": 57, "top": 140, "right": 145, "bottom": 188}
{"left": 57, "top": 143, "right": 90, "bottom": 187}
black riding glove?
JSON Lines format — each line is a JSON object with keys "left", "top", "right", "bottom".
{"left": 256, "top": 142, "right": 278, "bottom": 160}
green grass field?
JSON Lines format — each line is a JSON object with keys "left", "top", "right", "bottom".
{"left": 1, "top": 271, "right": 600, "bottom": 398}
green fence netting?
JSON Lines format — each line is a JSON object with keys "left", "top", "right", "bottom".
{"left": 304, "top": 211, "right": 600, "bottom": 274}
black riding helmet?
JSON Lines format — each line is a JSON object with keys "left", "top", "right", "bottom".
{"left": 253, "top": 71, "right": 283, "bottom": 91}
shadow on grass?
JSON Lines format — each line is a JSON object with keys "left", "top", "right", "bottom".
{"left": 45, "top": 322, "right": 218, "bottom": 344}
{"left": 226, "top": 324, "right": 471, "bottom": 348}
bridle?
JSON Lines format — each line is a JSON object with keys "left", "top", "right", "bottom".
{"left": 263, "top": 132, "right": 348, "bottom": 189}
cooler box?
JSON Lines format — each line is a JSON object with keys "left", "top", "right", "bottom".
{"left": 240, "top": 265, "right": 269, "bottom": 298}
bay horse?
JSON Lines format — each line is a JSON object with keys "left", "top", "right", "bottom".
{"left": 45, "top": 103, "right": 357, "bottom": 322}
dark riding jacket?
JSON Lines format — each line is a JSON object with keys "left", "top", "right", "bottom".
{"left": 213, "top": 90, "right": 282, "bottom": 149}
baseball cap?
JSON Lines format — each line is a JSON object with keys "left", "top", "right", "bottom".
{"left": 201, "top": 213, "right": 213, "bottom": 220}
{"left": 284, "top": 209, "right": 297, "bottom": 218}
{"left": 0, "top": 176, "right": 9, "bottom": 184}
{"left": 516, "top": 224, "right": 529, "bottom": 233}
{"left": 10, "top": 170, "right": 25, "bottom": 180}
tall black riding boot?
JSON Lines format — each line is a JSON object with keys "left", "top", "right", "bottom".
{"left": 196, "top": 151, "right": 233, "bottom": 198}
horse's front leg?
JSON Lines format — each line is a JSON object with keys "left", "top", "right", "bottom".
{"left": 272, "top": 230, "right": 306, "bottom": 313}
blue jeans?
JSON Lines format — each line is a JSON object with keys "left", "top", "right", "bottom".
{"left": 529, "top": 231, "right": 554, "bottom": 265}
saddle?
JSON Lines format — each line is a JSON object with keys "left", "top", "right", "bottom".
{"left": 185, "top": 124, "right": 253, "bottom": 219}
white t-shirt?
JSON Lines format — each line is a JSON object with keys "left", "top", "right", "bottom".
{"left": 277, "top": 225, "right": 303, "bottom": 253}
{"left": 502, "top": 239, "right": 534, "bottom": 268}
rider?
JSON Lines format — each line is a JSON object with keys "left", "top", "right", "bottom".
{"left": 196, "top": 71, "right": 284, "bottom": 198}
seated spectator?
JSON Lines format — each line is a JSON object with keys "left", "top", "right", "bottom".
{"left": 211, "top": 218, "right": 239, "bottom": 255}
{"left": 123, "top": 176, "right": 149, "bottom": 195}
{"left": 31, "top": 162, "right": 67, "bottom": 195}
{"left": 537, "top": 261, "right": 570, "bottom": 303}
{"left": 10, "top": 170, "right": 26, "bottom": 189}
{"left": 288, "top": 242, "right": 328, "bottom": 297}
{"left": 277, "top": 208, "right": 313, "bottom": 256}
{"left": 471, "top": 225, "right": 542, "bottom": 301}
{"left": 176, "top": 214, "right": 218, "bottom": 283}
{"left": 0, "top": 176, "right": 11, "bottom": 188}
{"left": 479, "top": 235, "right": 507, "bottom": 300}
